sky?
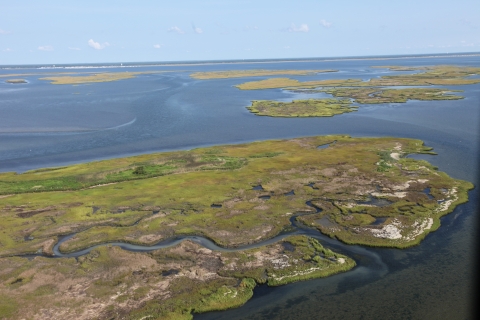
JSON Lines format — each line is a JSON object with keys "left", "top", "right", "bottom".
{"left": 0, "top": 0, "right": 479, "bottom": 65}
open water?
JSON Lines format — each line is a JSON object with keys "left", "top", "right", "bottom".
{"left": 1, "top": 53, "right": 479, "bottom": 319}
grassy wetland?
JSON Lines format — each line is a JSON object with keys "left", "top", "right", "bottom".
{"left": 0, "top": 235, "right": 353, "bottom": 319}
{"left": 313, "top": 87, "right": 462, "bottom": 104}
{"left": 1, "top": 71, "right": 166, "bottom": 85}
{"left": 232, "top": 65, "right": 478, "bottom": 117}
{"left": 190, "top": 69, "right": 337, "bottom": 79}
{"left": 0, "top": 134, "right": 472, "bottom": 318}
{"left": 235, "top": 65, "right": 480, "bottom": 90}
{"left": 247, "top": 99, "right": 357, "bottom": 117}
{"left": 40, "top": 71, "right": 165, "bottom": 85}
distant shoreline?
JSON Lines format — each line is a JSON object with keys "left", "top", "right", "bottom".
{"left": 1, "top": 52, "right": 479, "bottom": 70}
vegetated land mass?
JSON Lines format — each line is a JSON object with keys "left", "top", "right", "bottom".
{"left": 235, "top": 65, "right": 480, "bottom": 90}
{"left": 5, "top": 79, "right": 27, "bottom": 84}
{"left": 190, "top": 69, "right": 337, "bottom": 79}
{"left": 40, "top": 71, "right": 166, "bottom": 85}
{"left": 294, "top": 88, "right": 463, "bottom": 104}
{"left": 0, "top": 235, "right": 354, "bottom": 320}
{"left": 0, "top": 135, "right": 472, "bottom": 319}
{"left": 0, "top": 72, "right": 78, "bottom": 78}
{"left": 245, "top": 88, "right": 462, "bottom": 117}
{"left": 236, "top": 65, "right": 475, "bottom": 117}
{"left": 247, "top": 99, "right": 357, "bottom": 117}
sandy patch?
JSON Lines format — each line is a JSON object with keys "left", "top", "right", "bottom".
{"left": 404, "top": 218, "right": 433, "bottom": 241}
{"left": 371, "top": 192, "right": 407, "bottom": 198}
{"left": 88, "top": 182, "right": 117, "bottom": 189}
{"left": 390, "top": 152, "right": 400, "bottom": 160}
{"left": 138, "top": 234, "right": 164, "bottom": 244}
{"left": 435, "top": 187, "right": 458, "bottom": 213}
{"left": 361, "top": 217, "right": 434, "bottom": 242}
{"left": 391, "top": 180, "right": 415, "bottom": 191}
{"left": 270, "top": 266, "right": 323, "bottom": 282}
{"left": 368, "top": 219, "right": 403, "bottom": 239}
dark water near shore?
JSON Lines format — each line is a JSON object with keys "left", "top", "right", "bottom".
{"left": 1, "top": 54, "right": 479, "bottom": 319}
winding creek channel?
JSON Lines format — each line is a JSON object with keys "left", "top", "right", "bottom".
{"left": 37, "top": 200, "right": 386, "bottom": 277}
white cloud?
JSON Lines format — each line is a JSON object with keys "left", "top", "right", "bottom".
{"left": 0, "top": 29, "right": 11, "bottom": 35}
{"left": 3, "top": 48, "right": 13, "bottom": 52}
{"left": 168, "top": 26, "right": 185, "bottom": 34}
{"left": 244, "top": 25, "right": 259, "bottom": 31}
{"left": 192, "top": 23, "right": 203, "bottom": 34}
{"left": 153, "top": 44, "right": 162, "bottom": 49}
{"left": 288, "top": 23, "right": 309, "bottom": 33}
{"left": 68, "top": 47, "right": 81, "bottom": 51}
{"left": 38, "top": 45, "right": 54, "bottom": 51}
{"left": 88, "top": 39, "right": 110, "bottom": 50}
{"left": 320, "top": 19, "right": 332, "bottom": 28}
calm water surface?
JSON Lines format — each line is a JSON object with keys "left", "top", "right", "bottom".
{"left": 1, "top": 55, "right": 478, "bottom": 319}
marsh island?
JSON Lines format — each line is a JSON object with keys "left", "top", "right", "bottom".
{"left": 225, "top": 66, "right": 478, "bottom": 117}
{"left": 235, "top": 65, "right": 480, "bottom": 90}
{"left": 5, "top": 79, "right": 27, "bottom": 84}
{"left": 247, "top": 99, "right": 357, "bottom": 117}
{"left": 40, "top": 71, "right": 166, "bottom": 85}
{"left": 0, "top": 135, "right": 471, "bottom": 318}
{"left": 190, "top": 69, "right": 337, "bottom": 79}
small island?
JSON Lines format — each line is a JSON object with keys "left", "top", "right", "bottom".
{"left": 5, "top": 79, "right": 27, "bottom": 84}
{"left": 247, "top": 98, "right": 357, "bottom": 117}
{"left": 235, "top": 65, "right": 480, "bottom": 90}
{"left": 296, "top": 87, "right": 463, "bottom": 104}
{"left": 244, "top": 89, "right": 461, "bottom": 117}
{"left": 190, "top": 69, "right": 337, "bottom": 79}
{"left": 230, "top": 66, "right": 477, "bottom": 118}
{"left": 0, "top": 135, "right": 472, "bottom": 318}
{"left": 40, "top": 71, "right": 165, "bottom": 85}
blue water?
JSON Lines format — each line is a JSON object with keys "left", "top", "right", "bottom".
{"left": 1, "top": 54, "right": 479, "bottom": 319}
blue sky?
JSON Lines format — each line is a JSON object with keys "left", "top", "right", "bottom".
{"left": 1, "top": 0, "right": 479, "bottom": 65}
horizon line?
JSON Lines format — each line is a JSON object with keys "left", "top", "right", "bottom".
{"left": 1, "top": 51, "right": 480, "bottom": 69}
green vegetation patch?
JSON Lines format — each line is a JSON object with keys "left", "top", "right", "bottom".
{"left": 247, "top": 99, "right": 357, "bottom": 117}
{"left": 190, "top": 69, "right": 337, "bottom": 79}
{"left": 0, "top": 135, "right": 472, "bottom": 318}
{"left": 40, "top": 71, "right": 165, "bottom": 85}
{"left": 235, "top": 77, "right": 360, "bottom": 90}
{"left": 249, "top": 152, "right": 283, "bottom": 158}
{"left": 0, "top": 153, "right": 247, "bottom": 195}
{"left": 322, "top": 87, "right": 463, "bottom": 104}
{"left": 235, "top": 65, "right": 480, "bottom": 90}
{"left": 0, "top": 135, "right": 471, "bottom": 257}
